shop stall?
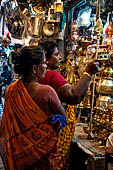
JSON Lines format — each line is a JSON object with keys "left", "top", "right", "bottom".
{"left": 0, "top": 0, "right": 113, "bottom": 169}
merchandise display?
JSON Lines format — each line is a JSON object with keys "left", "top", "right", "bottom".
{"left": 0, "top": 0, "right": 113, "bottom": 169}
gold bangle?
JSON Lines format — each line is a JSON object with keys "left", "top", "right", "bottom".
{"left": 83, "top": 72, "right": 92, "bottom": 79}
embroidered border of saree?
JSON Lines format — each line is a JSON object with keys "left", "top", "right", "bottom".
{"left": 0, "top": 79, "right": 58, "bottom": 170}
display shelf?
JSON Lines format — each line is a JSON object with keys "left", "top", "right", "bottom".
{"left": 93, "top": 119, "right": 113, "bottom": 132}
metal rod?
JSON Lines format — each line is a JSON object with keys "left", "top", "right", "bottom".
{"left": 89, "top": 32, "right": 100, "bottom": 135}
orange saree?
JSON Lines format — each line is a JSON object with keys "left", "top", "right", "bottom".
{"left": 0, "top": 79, "right": 58, "bottom": 170}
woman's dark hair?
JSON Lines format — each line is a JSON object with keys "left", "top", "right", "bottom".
{"left": 11, "top": 46, "right": 44, "bottom": 77}
{"left": 38, "top": 41, "right": 58, "bottom": 59}
{"left": 14, "top": 44, "right": 23, "bottom": 50}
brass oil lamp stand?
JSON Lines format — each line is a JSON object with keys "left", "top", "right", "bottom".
{"left": 88, "top": 31, "right": 100, "bottom": 139}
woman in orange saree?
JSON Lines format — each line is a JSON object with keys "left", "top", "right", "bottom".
{"left": 0, "top": 46, "right": 67, "bottom": 170}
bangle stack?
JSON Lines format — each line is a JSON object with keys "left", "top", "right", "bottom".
{"left": 83, "top": 72, "right": 92, "bottom": 79}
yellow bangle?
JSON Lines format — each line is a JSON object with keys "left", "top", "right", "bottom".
{"left": 83, "top": 72, "right": 92, "bottom": 79}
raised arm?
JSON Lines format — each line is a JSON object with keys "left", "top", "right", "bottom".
{"left": 57, "top": 60, "right": 100, "bottom": 105}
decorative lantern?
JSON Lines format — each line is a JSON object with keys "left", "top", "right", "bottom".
{"left": 54, "top": 0, "right": 63, "bottom": 13}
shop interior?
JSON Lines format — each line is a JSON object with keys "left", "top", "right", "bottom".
{"left": 0, "top": 0, "right": 113, "bottom": 169}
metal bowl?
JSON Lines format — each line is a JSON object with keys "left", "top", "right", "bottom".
{"left": 32, "top": 6, "right": 46, "bottom": 14}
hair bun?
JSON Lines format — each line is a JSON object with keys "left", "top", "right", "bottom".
{"left": 11, "top": 50, "right": 21, "bottom": 65}
{"left": 11, "top": 46, "right": 44, "bottom": 77}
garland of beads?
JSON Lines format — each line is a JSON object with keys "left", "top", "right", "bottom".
{"left": 57, "top": 105, "right": 76, "bottom": 170}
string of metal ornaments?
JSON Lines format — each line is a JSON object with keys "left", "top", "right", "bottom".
{"left": 86, "top": 8, "right": 113, "bottom": 145}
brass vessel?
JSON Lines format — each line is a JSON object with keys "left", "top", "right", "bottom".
{"left": 96, "top": 95, "right": 113, "bottom": 109}
{"left": 96, "top": 78, "right": 113, "bottom": 95}
{"left": 100, "top": 67, "right": 113, "bottom": 78}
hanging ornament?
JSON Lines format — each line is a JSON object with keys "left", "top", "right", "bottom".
{"left": 54, "top": 0, "right": 63, "bottom": 13}
{"left": 94, "top": 17, "right": 103, "bottom": 34}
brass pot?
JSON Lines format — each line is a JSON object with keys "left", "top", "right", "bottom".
{"left": 43, "top": 23, "right": 54, "bottom": 36}
{"left": 100, "top": 67, "right": 113, "bottom": 78}
{"left": 96, "top": 95, "right": 113, "bottom": 109}
{"left": 96, "top": 78, "right": 113, "bottom": 95}
{"left": 31, "top": 16, "right": 40, "bottom": 37}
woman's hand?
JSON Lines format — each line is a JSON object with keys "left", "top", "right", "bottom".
{"left": 85, "top": 60, "right": 102, "bottom": 76}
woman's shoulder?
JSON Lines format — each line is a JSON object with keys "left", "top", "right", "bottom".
{"left": 39, "top": 84, "right": 55, "bottom": 92}
{"left": 6, "top": 80, "right": 17, "bottom": 92}
{"left": 38, "top": 84, "right": 59, "bottom": 102}
{"left": 46, "top": 70, "right": 61, "bottom": 76}
{"left": 46, "top": 70, "right": 67, "bottom": 81}
{"left": 39, "top": 85, "right": 58, "bottom": 98}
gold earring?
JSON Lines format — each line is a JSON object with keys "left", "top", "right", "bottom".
{"left": 34, "top": 70, "right": 36, "bottom": 74}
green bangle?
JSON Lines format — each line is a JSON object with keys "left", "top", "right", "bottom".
{"left": 83, "top": 72, "right": 92, "bottom": 79}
